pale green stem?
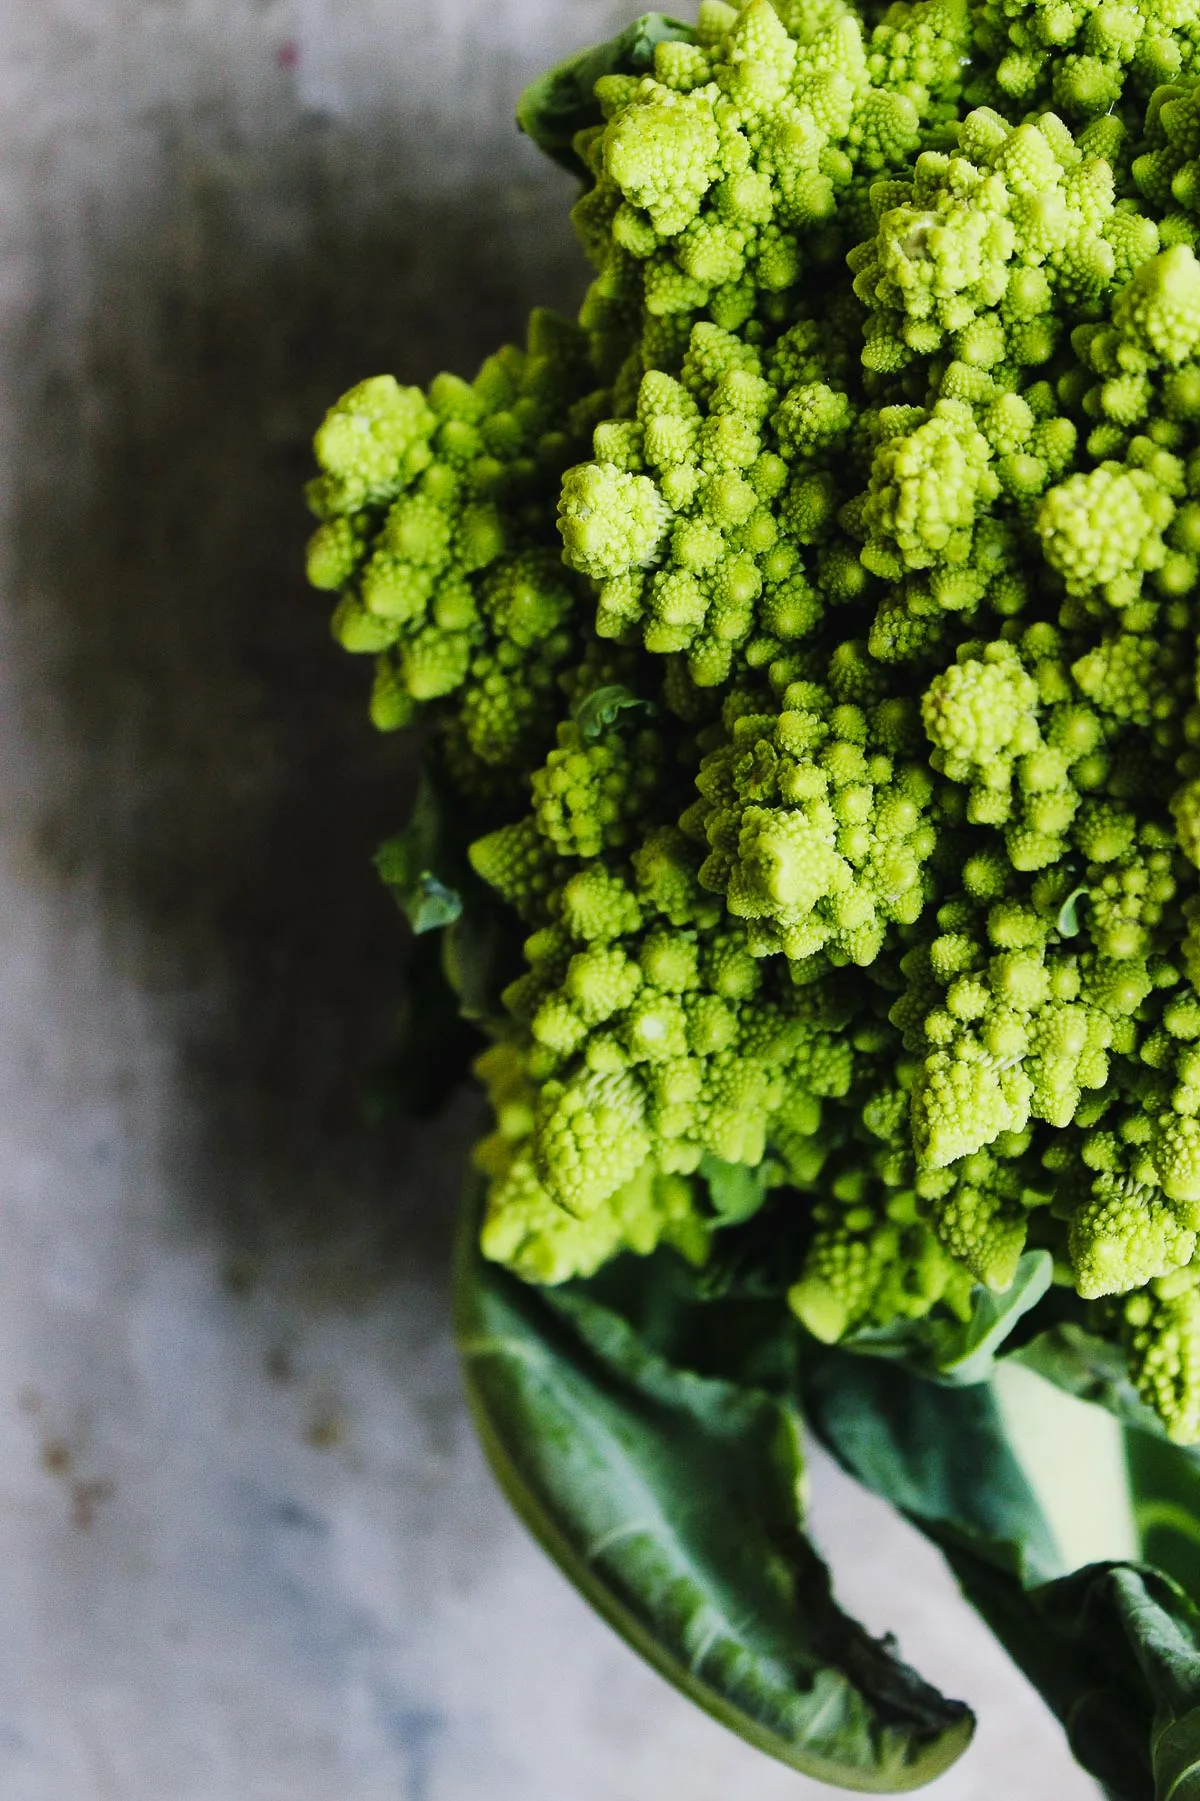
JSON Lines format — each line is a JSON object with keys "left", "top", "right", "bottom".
{"left": 993, "top": 1360, "right": 1139, "bottom": 1572}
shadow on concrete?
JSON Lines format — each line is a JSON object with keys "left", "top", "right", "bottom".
{"left": 10, "top": 98, "right": 588, "bottom": 1301}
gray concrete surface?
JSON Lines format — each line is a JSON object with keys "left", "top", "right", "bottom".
{"left": 0, "top": 2, "right": 1098, "bottom": 1796}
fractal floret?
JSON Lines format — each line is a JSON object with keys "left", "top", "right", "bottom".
{"left": 309, "top": 2, "right": 1200, "bottom": 1791}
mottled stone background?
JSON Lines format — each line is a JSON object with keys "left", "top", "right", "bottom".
{"left": 0, "top": 3, "right": 1098, "bottom": 1795}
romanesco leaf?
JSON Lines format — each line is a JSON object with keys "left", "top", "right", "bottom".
{"left": 374, "top": 775, "right": 464, "bottom": 934}
{"left": 572, "top": 682, "right": 653, "bottom": 740}
{"left": 699, "top": 1153, "right": 771, "bottom": 1226}
{"left": 836, "top": 1251, "right": 1054, "bottom": 1386}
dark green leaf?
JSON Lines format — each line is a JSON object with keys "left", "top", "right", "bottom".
{"left": 801, "top": 1343, "right": 1062, "bottom": 1586}
{"left": 573, "top": 683, "right": 653, "bottom": 741}
{"left": 940, "top": 1551, "right": 1200, "bottom": 1801}
{"left": 456, "top": 1199, "right": 974, "bottom": 1792}
{"left": 374, "top": 774, "right": 463, "bottom": 934}
{"left": 405, "top": 872, "right": 462, "bottom": 933}
{"left": 441, "top": 901, "right": 512, "bottom": 1031}
{"left": 516, "top": 15, "right": 694, "bottom": 177}
{"left": 928, "top": 1250, "right": 1053, "bottom": 1382}
{"left": 584, "top": 1243, "right": 806, "bottom": 1395}
{"left": 804, "top": 1342, "right": 1200, "bottom": 1800}
{"left": 1127, "top": 1429, "right": 1200, "bottom": 1610}
{"left": 700, "top": 1154, "right": 771, "bottom": 1228}
{"left": 365, "top": 765, "right": 513, "bottom": 1116}
{"left": 689, "top": 1187, "right": 815, "bottom": 1304}
{"left": 840, "top": 1251, "right": 1053, "bottom": 1387}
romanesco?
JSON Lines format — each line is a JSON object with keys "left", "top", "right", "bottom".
{"left": 311, "top": 0, "right": 1200, "bottom": 1448}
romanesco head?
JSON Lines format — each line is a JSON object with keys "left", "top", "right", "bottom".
{"left": 312, "top": 0, "right": 1200, "bottom": 1445}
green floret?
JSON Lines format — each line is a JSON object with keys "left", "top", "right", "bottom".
{"left": 531, "top": 720, "right": 660, "bottom": 856}
{"left": 605, "top": 85, "right": 723, "bottom": 233}
{"left": 1070, "top": 630, "right": 1182, "bottom": 726}
{"left": 559, "top": 462, "right": 672, "bottom": 578}
{"left": 1152, "top": 1111, "right": 1200, "bottom": 1206}
{"left": 469, "top": 817, "right": 563, "bottom": 922}
{"left": 570, "top": 319, "right": 853, "bottom": 681}
{"left": 789, "top": 1183, "right": 973, "bottom": 1343}
{"left": 1036, "top": 463, "right": 1172, "bottom": 605}
{"left": 691, "top": 683, "right": 937, "bottom": 963}
{"left": 633, "top": 825, "right": 724, "bottom": 925}
{"left": 452, "top": 640, "right": 562, "bottom": 784}
{"left": 972, "top": 0, "right": 1200, "bottom": 121}
{"left": 1068, "top": 1169, "right": 1196, "bottom": 1296}
{"left": 850, "top": 110, "right": 1130, "bottom": 381}
{"left": 911, "top": 1046, "right": 1033, "bottom": 1168}
{"left": 861, "top": 402, "right": 999, "bottom": 576}
{"left": 480, "top": 1151, "right": 709, "bottom": 1281}
{"left": 1111, "top": 242, "right": 1200, "bottom": 366}
{"left": 1174, "top": 776, "right": 1200, "bottom": 868}
{"left": 866, "top": 0, "right": 973, "bottom": 120}
{"left": 308, "top": 376, "right": 436, "bottom": 517}
{"left": 534, "top": 1067, "right": 655, "bottom": 1212}
{"left": 474, "top": 1044, "right": 709, "bottom": 1280}
{"left": 310, "top": 309, "right": 601, "bottom": 743}
{"left": 921, "top": 638, "right": 1104, "bottom": 868}
{"left": 560, "top": 863, "right": 646, "bottom": 940}
{"left": 922, "top": 646, "right": 1039, "bottom": 775}
{"left": 307, "top": 515, "right": 371, "bottom": 592}
{"left": 1121, "top": 1268, "right": 1200, "bottom": 1443}
{"left": 925, "top": 1144, "right": 1037, "bottom": 1289}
